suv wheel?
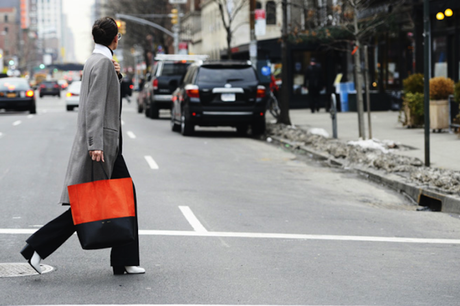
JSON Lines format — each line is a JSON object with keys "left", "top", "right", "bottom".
{"left": 181, "top": 108, "right": 194, "bottom": 136}
{"left": 171, "top": 117, "right": 181, "bottom": 132}
{"left": 149, "top": 102, "right": 159, "bottom": 119}
{"left": 251, "top": 120, "right": 266, "bottom": 136}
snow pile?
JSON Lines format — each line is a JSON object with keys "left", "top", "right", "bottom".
{"left": 309, "top": 128, "right": 330, "bottom": 138}
{"left": 266, "top": 123, "right": 460, "bottom": 194}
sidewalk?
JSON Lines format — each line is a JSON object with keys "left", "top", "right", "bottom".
{"left": 282, "top": 109, "right": 460, "bottom": 172}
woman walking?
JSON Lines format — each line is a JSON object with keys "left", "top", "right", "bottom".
{"left": 20, "top": 17, "right": 145, "bottom": 275}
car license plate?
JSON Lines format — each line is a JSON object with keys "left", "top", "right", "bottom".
{"left": 7, "top": 93, "right": 16, "bottom": 98}
{"left": 221, "top": 93, "right": 235, "bottom": 102}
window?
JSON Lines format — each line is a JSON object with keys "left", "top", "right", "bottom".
{"left": 4, "top": 27, "right": 8, "bottom": 33}
{"left": 266, "top": 1, "right": 276, "bottom": 25}
{"left": 256, "top": 1, "right": 262, "bottom": 9}
{"left": 4, "top": 15, "right": 8, "bottom": 22}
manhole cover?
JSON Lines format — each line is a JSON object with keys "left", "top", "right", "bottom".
{"left": 0, "top": 263, "right": 54, "bottom": 277}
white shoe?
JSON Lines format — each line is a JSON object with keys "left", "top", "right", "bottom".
{"left": 29, "top": 251, "right": 42, "bottom": 274}
{"left": 124, "top": 266, "right": 145, "bottom": 274}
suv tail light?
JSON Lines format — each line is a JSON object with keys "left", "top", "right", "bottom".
{"left": 153, "top": 78, "right": 158, "bottom": 90}
{"left": 54, "top": 84, "right": 60, "bottom": 88}
{"left": 26, "top": 90, "right": 34, "bottom": 97}
{"left": 257, "top": 85, "right": 266, "bottom": 98}
{"left": 185, "top": 85, "right": 200, "bottom": 98}
{"left": 40, "top": 84, "right": 46, "bottom": 89}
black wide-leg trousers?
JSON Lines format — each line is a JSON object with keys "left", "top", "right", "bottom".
{"left": 25, "top": 155, "right": 140, "bottom": 267}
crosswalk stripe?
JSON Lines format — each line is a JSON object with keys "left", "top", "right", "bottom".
{"left": 1, "top": 228, "right": 460, "bottom": 245}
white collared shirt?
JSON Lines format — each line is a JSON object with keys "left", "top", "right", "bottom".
{"left": 93, "top": 43, "right": 113, "bottom": 60}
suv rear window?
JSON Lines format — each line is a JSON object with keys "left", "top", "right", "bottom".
{"left": 0, "top": 78, "right": 29, "bottom": 90}
{"left": 161, "top": 63, "right": 190, "bottom": 76}
{"left": 196, "top": 67, "right": 257, "bottom": 84}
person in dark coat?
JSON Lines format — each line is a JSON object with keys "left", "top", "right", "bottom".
{"left": 304, "top": 57, "right": 324, "bottom": 113}
{"left": 20, "top": 17, "right": 145, "bottom": 276}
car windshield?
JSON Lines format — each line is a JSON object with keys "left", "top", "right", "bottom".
{"left": 161, "top": 63, "right": 190, "bottom": 76}
{"left": 0, "top": 78, "right": 29, "bottom": 91}
{"left": 196, "top": 67, "right": 257, "bottom": 84}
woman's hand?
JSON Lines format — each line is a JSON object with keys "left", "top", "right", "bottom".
{"left": 112, "top": 60, "right": 120, "bottom": 75}
{"left": 89, "top": 150, "right": 105, "bottom": 162}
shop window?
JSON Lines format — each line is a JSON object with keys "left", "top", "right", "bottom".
{"left": 433, "top": 37, "right": 447, "bottom": 77}
{"left": 266, "top": 1, "right": 276, "bottom": 25}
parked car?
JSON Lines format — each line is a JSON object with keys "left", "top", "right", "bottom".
{"left": 0, "top": 77, "right": 36, "bottom": 114}
{"left": 65, "top": 81, "right": 81, "bottom": 111}
{"left": 39, "top": 80, "right": 61, "bottom": 98}
{"left": 145, "top": 54, "right": 208, "bottom": 119}
{"left": 171, "top": 61, "right": 267, "bottom": 136}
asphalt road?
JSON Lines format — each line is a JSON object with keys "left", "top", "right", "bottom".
{"left": 1, "top": 93, "right": 460, "bottom": 306}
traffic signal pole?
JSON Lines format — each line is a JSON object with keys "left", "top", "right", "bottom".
{"left": 423, "top": 0, "right": 431, "bottom": 167}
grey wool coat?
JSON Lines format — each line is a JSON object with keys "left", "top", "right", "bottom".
{"left": 59, "top": 53, "right": 121, "bottom": 205}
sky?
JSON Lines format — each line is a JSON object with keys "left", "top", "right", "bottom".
{"left": 62, "top": 0, "right": 96, "bottom": 64}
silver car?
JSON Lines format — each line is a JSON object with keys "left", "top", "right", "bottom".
{"left": 65, "top": 81, "right": 81, "bottom": 111}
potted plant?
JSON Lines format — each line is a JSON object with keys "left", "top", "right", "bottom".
{"left": 401, "top": 73, "right": 424, "bottom": 127}
{"left": 429, "top": 76, "right": 454, "bottom": 131}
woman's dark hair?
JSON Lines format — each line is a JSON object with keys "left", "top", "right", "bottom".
{"left": 92, "top": 17, "right": 118, "bottom": 47}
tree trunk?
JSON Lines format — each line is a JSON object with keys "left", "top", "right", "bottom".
{"left": 278, "top": 0, "right": 292, "bottom": 125}
{"left": 227, "top": 29, "right": 232, "bottom": 60}
{"left": 353, "top": 5, "right": 365, "bottom": 138}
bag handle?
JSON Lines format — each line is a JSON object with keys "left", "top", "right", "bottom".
{"left": 91, "top": 161, "right": 110, "bottom": 181}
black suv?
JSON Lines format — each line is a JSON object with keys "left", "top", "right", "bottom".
{"left": 171, "top": 61, "right": 267, "bottom": 136}
{"left": 145, "top": 59, "right": 190, "bottom": 119}
{"left": 39, "top": 80, "right": 61, "bottom": 98}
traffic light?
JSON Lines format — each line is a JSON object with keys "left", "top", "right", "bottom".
{"left": 120, "top": 21, "right": 126, "bottom": 35}
{"left": 171, "top": 9, "right": 178, "bottom": 25}
{"left": 115, "top": 20, "right": 126, "bottom": 34}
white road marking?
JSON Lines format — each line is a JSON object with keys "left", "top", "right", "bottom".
{"left": 7, "top": 305, "right": 380, "bottom": 306}
{"left": 179, "top": 206, "right": 208, "bottom": 233}
{"left": 12, "top": 305, "right": 387, "bottom": 306}
{"left": 121, "top": 120, "right": 125, "bottom": 125}
{"left": 2, "top": 228, "right": 460, "bottom": 245}
{"left": 126, "top": 131, "right": 136, "bottom": 139}
{"left": 0, "top": 132, "right": 3, "bottom": 138}
{"left": 12, "top": 120, "right": 21, "bottom": 126}
{"left": 144, "top": 155, "right": 159, "bottom": 169}
{"left": 27, "top": 115, "right": 34, "bottom": 119}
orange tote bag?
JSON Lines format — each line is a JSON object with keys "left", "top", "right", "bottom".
{"left": 68, "top": 173, "right": 136, "bottom": 250}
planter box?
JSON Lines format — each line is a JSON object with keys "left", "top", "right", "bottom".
{"left": 430, "top": 99, "right": 449, "bottom": 130}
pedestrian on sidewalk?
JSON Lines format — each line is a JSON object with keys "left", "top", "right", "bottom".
{"left": 303, "top": 57, "right": 324, "bottom": 113}
{"left": 20, "top": 17, "right": 145, "bottom": 276}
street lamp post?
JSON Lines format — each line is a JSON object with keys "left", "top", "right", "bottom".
{"left": 423, "top": 0, "right": 431, "bottom": 167}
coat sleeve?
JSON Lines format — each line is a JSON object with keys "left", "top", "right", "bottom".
{"left": 85, "top": 58, "right": 113, "bottom": 151}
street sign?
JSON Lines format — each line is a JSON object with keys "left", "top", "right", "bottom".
{"left": 255, "top": 9, "right": 266, "bottom": 36}
{"left": 169, "top": 0, "right": 187, "bottom": 3}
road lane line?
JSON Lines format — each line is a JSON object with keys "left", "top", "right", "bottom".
{"left": 27, "top": 115, "right": 34, "bottom": 119}
{"left": 0, "top": 132, "right": 3, "bottom": 138}
{"left": 179, "top": 206, "right": 208, "bottom": 233}
{"left": 144, "top": 155, "right": 159, "bottom": 169}
{"left": 12, "top": 120, "right": 21, "bottom": 126}
{"left": 2, "top": 228, "right": 460, "bottom": 245}
{"left": 127, "top": 131, "right": 136, "bottom": 139}
{"left": 3, "top": 304, "right": 380, "bottom": 306}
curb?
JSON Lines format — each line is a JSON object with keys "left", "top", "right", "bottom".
{"left": 269, "top": 135, "right": 460, "bottom": 214}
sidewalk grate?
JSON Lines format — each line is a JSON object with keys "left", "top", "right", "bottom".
{"left": 0, "top": 263, "right": 54, "bottom": 277}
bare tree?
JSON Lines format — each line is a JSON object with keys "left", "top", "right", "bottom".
{"left": 212, "top": 0, "right": 249, "bottom": 60}
{"left": 289, "top": 0, "right": 409, "bottom": 138}
{"left": 103, "top": 0, "right": 172, "bottom": 70}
